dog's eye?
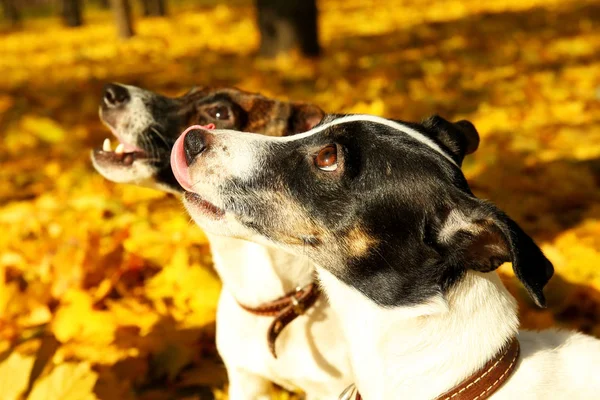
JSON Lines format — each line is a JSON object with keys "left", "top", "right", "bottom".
{"left": 315, "top": 145, "right": 338, "bottom": 171}
{"left": 206, "top": 105, "right": 231, "bottom": 120}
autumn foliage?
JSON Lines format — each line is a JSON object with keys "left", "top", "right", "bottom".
{"left": 1, "top": 0, "right": 599, "bottom": 398}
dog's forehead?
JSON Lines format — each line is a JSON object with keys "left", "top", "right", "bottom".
{"left": 185, "top": 87, "right": 271, "bottom": 107}
{"left": 281, "top": 115, "right": 459, "bottom": 167}
{"left": 188, "top": 87, "right": 282, "bottom": 115}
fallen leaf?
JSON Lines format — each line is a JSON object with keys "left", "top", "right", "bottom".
{"left": 28, "top": 362, "right": 98, "bottom": 400}
{"left": 0, "top": 351, "right": 35, "bottom": 400}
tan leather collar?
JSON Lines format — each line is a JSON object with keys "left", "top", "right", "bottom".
{"left": 237, "top": 283, "right": 321, "bottom": 358}
{"left": 342, "top": 336, "right": 520, "bottom": 400}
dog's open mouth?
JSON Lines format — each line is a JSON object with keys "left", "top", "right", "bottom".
{"left": 184, "top": 192, "right": 225, "bottom": 219}
{"left": 93, "top": 137, "right": 147, "bottom": 167}
{"left": 93, "top": 106, "right": 161, "bottom": 171}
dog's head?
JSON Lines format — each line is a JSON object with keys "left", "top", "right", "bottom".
{"left": 172, "top": 114, "right": 554, "bottom": 308}
{"left": 91, "top": 83, "right": 324, "bottom": 193}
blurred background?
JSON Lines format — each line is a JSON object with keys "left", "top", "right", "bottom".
{"left": 0, "top": 0, "right": 599, "bottom": 398}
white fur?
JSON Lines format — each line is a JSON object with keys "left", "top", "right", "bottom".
{"left": 216, "top": 114, "right": 459, "bottom": 167}
{"left": 318, "top": 269, "right": 600, "bottom": 399}
{"left": 92, "top": 153, "right": 180, "bottom": 195}
{"left": 438, "top": 209, "right": 478, "bottom": 244}
{"left": 207, "top": 234, "right": 353, "bottom": 399}
{"left": 91, "top": 152, "right": 155, "bottom": 185}
{"left": 112, "top": 84, "right": 155, "bottom": 145}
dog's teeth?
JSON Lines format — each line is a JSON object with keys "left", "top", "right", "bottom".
{"left": 103, "top": 138, "right": 111, "bottom": 152}
{"left": 115, "top": 143, "right": 125, "bottom": 154}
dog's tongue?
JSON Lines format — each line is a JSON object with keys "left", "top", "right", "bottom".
{"left": 171, "top": 124, "right": 215, "bottom": 192}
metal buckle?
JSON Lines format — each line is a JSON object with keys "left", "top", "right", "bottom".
{"left": 291, "top": 286, "right": 306, "bottom": 315}
{"left": 338, "top": 383, "right": 358, "bottom": 400}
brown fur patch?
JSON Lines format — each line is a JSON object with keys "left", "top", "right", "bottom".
{"left": 260, "top": 190, "right": 328, "bottom": 246}
{"left": 246, "top": 98, "right": 288, "bottom": 136}
{"left": 220, "top": 88, "right": 291, "bottom": 136}
{"left": 345, "top": 226, "right": 378, "bottom": 258}
{"left": 181, "top": 86, "right": 322, "bottom": 138}
{"left": 181, "top": 87, "right": 290, "bottom": 136}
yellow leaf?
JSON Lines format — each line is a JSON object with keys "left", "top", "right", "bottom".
{"left": 28, "top": 362, "right": 98, "bottom": 400}
{"left": 346, "top": 99, "right": 385, "bottom": 116}
{"left": 20, "top": 116, "right": 66, "bottom": 144}
{"left": 146, "top": 247, "right": 220, "bottom": 326}
{"left": 0, "top": 351, "right": 35, "bottom": 400}
{"left": 51, "top": 289, "right": 116, "bottom": 345}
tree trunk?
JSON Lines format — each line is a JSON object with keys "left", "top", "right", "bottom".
{"left": 1, "top": 0, "right": 20, "bottom": 25}
{"left": 110, "top": 0, "right": 134, "bottom": 38}
{"left": 140, "top": 0, "right": 166, "bottom": 17}
{"left": 255, "top": 0, "right": 320, "bottom": 58}
{"left": 61, "top": 0, "right": 83, "bottom": 27}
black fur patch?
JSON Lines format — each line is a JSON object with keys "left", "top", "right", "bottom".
{"left": 215, "top": 116, "right": 553, "bottom": 307}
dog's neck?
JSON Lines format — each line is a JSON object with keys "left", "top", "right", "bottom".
{"left": 318, "top": 269, "right": 519, "bottom": 399}
{"left": 207, "top": 233, "right": 315, "bottom": 307}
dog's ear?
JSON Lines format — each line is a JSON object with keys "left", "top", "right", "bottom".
{"left": 289, "top": 103, "right": 324, "bottom": 134}
{"left": 436, "top": 201, "right": 554, "bottom": 307}
{"left": 422, "top": 115, "right": 480, "bottom": 165}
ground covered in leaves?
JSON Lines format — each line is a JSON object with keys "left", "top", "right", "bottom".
{"left": 1, "top": 0, "right": 599, "bottom": 398}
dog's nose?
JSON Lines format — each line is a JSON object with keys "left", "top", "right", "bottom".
{"left": 103, "top": 83, "right": 130, "bottom": 108}
{"left": 184, "top": 128, "right": 209, "bottom": 165}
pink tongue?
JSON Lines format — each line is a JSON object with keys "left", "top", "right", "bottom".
{"left": 171, "top": 124, "right": 215, "bottom": 192}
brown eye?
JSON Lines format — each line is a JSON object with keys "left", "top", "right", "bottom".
{"left": 206, "top": 105, "right": 231, "bottom": 120}
{"left": 315, "top": 145, "right": 338, "bottom": 171}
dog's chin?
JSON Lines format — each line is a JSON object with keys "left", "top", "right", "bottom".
{"left": 183, "top": 191, "right": 257, "bottom": 239}
{"left": 91, "top": 151, "right": 156, "bottom": 185}
{"left": 184, "top": 192, "right": 226, "bottom": 220}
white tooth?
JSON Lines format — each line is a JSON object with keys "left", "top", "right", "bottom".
{"left": 115, "top": 143, "right": 125, "bottom": 154}
{"left": 103, "top": 138, "right": 111, "bottom": 152}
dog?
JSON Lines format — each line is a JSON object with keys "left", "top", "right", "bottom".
{"left": 91, "top": 84, "right": 353, "bottom": 399}
{"left": 172, "top": 114, "right": 600, "bottom": 399}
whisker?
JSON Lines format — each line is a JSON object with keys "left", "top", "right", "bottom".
{"left": 372, "top": 246, "right": 395, "bottom": 270}
{"left": 150, "top": 126, "right": 170, "bottom": 148}
{"left": 141, "top": 134, "right": 161, "bottom": 161}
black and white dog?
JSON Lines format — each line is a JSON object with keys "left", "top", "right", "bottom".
{"left": 92, "top": 84, "right": 353, "bottom": 399}
{"left": 173, "top": 114, "right": 600, "bottom": 399}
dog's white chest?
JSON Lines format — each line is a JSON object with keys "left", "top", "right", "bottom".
{"left": 215, "top": 289, "right": 352, "bottom": 398}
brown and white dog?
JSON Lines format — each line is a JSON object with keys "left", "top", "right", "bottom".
{"left": 92, "top": 84, "right": 353, "bottom": 399}
{"left": 173, "top": 114, "right": 600, "bottom": 399}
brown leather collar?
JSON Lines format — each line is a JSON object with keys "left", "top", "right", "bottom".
{"left": 343, "top": 336, "right": 520, "bottom": 400}
{"left": 237, "top": 283, "right": 321, "bottom": 358}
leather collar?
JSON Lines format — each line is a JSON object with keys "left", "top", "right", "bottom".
{"left": 237, "top": 283, "right": 321, "bottom": 358}
{"left": 340, "top": 336, "right": 520, "bottom": 400}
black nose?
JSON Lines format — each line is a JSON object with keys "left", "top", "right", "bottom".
{"left": 184, "top": 129, "right": 209, "bottom": 165}
{"left": 104, "top": 83, "right": 130, "bottom": 108}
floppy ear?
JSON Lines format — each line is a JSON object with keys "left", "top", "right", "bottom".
{"left": 422, "top": 115, "right": 480, "bottom": 165}
{"left": 436, "top": 201, "right": 554, "bottom": 307}
{"left": 288, "top": 103, "right": 324, "bottom": 134}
